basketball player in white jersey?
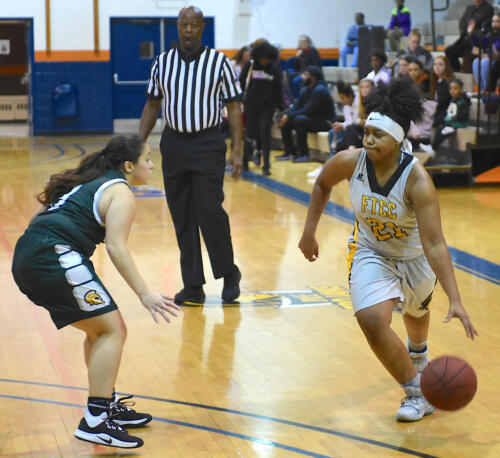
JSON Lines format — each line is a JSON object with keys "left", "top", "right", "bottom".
{"left": 299, "top": 78, "right": 478, "bottom": 422}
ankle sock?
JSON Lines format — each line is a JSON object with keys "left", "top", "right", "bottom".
{"left": 408, "top": 338, "right": 427, "bottom": 353}
{"left": 87, "top": 396, "right": 111, "bottom": 416}
{"left": 402, "top": 374, "right": 420, "bottom": 389}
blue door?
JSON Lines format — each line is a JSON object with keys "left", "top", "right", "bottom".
{"left": 111, "top": 19, "right": 161, "bottom": 119}
{"left": 111, "top": 17, "right": 215, "bottom": 121}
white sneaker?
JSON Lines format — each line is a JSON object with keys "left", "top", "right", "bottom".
{"left": 419, "top": 143, "right": 435, "bottom": 156}
{"left": 307, "top": 165, "right": 323, "bottom": 178}
{"left": 396, "top": 385, "right": 435, "bottom": 422}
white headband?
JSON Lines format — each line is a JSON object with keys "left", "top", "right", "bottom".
{"left": 365, "top": 112, "right": 405, "bottom": 143}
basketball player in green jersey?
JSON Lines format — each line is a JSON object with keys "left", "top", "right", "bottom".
{"left": 12, "top": 134, "right": 180, "bottom": 448}
{"left": 299, "top": 78, "right": 477, "bottom": 422}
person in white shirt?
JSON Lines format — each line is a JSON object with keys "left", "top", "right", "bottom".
{"left": 366, "top": 48, "right": 392, "bottom": 84}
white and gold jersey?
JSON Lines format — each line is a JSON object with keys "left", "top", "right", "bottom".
{"left": 348, "top": 149, "right": 423, "bottom": 261}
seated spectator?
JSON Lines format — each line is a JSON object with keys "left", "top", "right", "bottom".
{"left": 407, "top": 57, "right": 431, "bottom": 96}
{"left": 308, "top": 79, "right": 374, "bottom": 179}
{"left": 340, "top": 12, "right": 365, "bottom": 68}
{"left": 420, "top": 78, "right": 471, "bottom": 155}
{"left": 366, "top": 48, "right": 392, "bottom": 84}
{"left": 408, "top": 98, "right": 437, "bottom": 151}
{"left": 278, "top": 65, "right": 335, "bottom": 162}
{"left": 332, "top": 81, "right": 364, "bottom": 151}
{"left": 392, "top": 54, "right": 411, "bottom": 77}
{"left": 231, "top": 46, "right": 250, "bottom": 79}
{"left": 288, "top": 35, "right": 323, "bottom": 99}
{"left": 240, "top": 42, "right": 283, "bottom": 176}
{"left": 397, "top": 29, "right": 433, "bottom": 70}
{"left": 429, "top": 55, "right": 455, "bottom": 126}
{"left": 470, "top": 12, "right": 500, "bottom": 91}
{"left": 386, "top": 0, "right": 412, "bottom": 51}
{"left": 445, "top": 0, "right": 494, "bottom": 72}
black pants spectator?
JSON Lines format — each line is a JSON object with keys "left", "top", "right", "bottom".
{"left": 337, "top": 124, "right": 364, "bottom": 151}
{"left": 445, "top": 35, "right": 473, "bottom": 72}
{"left": 243, "top": 103, "right": 275, "bottom": 172}
{"left": 432, "top": 126, "right": 456, "bottom": 150}
{"left": 488, "top": 59, "right": 500, "bottom": 91}
{"left": 160, "top": 126, "right": 235, "bottom": 288}
{"left": 280, "top": 115, "right": 331, "bottom": 158}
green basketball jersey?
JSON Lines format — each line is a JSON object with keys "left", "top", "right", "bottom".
{"left": 30, "top": 169, "right": 129, "bottom": 257}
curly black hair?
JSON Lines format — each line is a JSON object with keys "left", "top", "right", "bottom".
{"left": 250, "top": 42, "right": 279, "bottom": 62}
{"left": 362, "top": 76, "right": 424, "bottom": 135}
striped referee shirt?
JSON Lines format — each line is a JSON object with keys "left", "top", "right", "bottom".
{"left": 146, "top": 46, "right": 242, "bottom": 133}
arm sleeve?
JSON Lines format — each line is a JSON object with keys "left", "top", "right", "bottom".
{"left": 272, "top": 66, "right": 284, "bottom": 110}
{"left": 474, "top": 4, "right": 494, "bottom": 30}
{"left": 221, "top": 56, "right": 243, "bottom": 103}
{"left": 459, "top": 7, "right": 470, "bottom": 34}
{"left": 145, "top": 55, "right": 163, "bottom": 99}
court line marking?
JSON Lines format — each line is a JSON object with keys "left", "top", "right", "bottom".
{"left": 242, "top": 170, "right": 500, "bottom": 285}
{"left": 0, "top": 379, "right": 437, "bottom": 458}
{"left": 0, "top": 394, "right": 330, "bottom": 458}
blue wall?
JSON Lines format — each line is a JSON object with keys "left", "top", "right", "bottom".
{"left": 33, "top": 61, "right": 113, "bottom": 135}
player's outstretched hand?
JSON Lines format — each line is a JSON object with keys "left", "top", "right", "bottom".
{"left": 443, "top": 300, "right": 478, "bottom": 340}
{"left": 141, "top": 292, "right": 181, "bottom": 323}
{"left": 298, "top": 233, "right": 319, "bottom": 262}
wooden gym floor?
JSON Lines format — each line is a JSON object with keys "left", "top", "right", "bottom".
{"left": 0, "top": 134, "right": 499, "bottom": 457}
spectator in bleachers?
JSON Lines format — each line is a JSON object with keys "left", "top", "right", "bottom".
{"left": 397, "top": 29, "right": 433, "bottom": 71}
{"left": 407, "top": 57, "right": 431, "bottom": 97}
{"left": 420, "top": 78, "right": 471, "bottom": 155}
{"left": 340, "top": 12, "right": 365, "bottom": 68}
{"left": 429, "top": 55, "right": 455, "bottom": 126}
{"left": 231, "top": 46, "right": 251, "bottom": 79}
{"left": 408, "top": 97, "right": 437, "bottom": 152}
{"left": 240, "top": 42, "right": 283, "bottom": 176}
{"left": 307, "top": 78, "right": 375, "bottom": 179}
{"left": 386, "top": 0, "right": 412, "bottom": 51}
{"left": 288, "top": 35, "right": 323, "bottom": 99}
{"left": 469, "top": 12, "right": 500, "bottom": 91}
{"left": 393, "top": 54, "right": 411, "bottom": 77}
{"left": 445, "top": 0, "right": 494, "bottom": 72}
{"left": 278, "top": 65, "right": 335, "bottom": 162}
{"left": 366, "top": 48, "right": 391, "bottom": 84}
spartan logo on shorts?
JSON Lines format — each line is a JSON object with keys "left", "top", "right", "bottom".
{"left": 55, "top": 244, "right": 111, "bottom": 312}
{"left": 84, "top": 290, "right": 105, "bottom": 306}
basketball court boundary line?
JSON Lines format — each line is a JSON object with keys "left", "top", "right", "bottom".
{"left": 242, "top": 170, "right": 500, "bottom": 285}
{"left": 0, "top": 378, "right": 437, "bottom": 458}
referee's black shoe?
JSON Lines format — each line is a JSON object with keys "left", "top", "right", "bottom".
{"left": 174, "top": 286, "right": 206, "bottom": 305}
{"left": 222, "top": 265, "right": 241, "bottom": 303}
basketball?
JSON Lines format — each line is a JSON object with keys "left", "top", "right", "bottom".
{"left": 420, "top": 356, "right": 477, "bottom": 411}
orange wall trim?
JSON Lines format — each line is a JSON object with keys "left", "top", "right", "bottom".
{"left": 35, "top": 50, "right": 110, "bottom": 62}
{"left": 219, "top": 48, "right": 339, "bottom": 60}
{"left": 34, "top": 47, "right": 338, "bottom": 63}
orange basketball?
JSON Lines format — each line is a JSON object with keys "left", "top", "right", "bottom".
{"left": 420, "top": 355, "right": 477, "bottom": 411}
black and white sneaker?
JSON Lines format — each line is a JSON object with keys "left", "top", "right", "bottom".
{"left": 111, "top": 395, "right": 152, "bottom": 428}
{"left": 74, "top": 411, "right": 144, "bottom": 448}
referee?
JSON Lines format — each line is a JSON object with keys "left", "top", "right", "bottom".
{"left": 139, "top": 5, "right": 243, "bottom": 305}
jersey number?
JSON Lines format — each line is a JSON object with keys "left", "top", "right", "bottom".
{"left": 366, "top": 217, "right": 408, "bottom": 241}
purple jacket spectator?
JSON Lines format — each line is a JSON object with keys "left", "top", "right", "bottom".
{"left": 389, "top": 6, "right": 411, "bottom": 36}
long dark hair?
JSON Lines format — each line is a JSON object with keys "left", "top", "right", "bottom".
{"left": 429, "top": 55, "right": 454, "bottom": 100}
{"left": 37, "top": 134, "right": 145, "bottom": 206}
{"left": 363, "top": 77, "right": 424, "bottom": 135}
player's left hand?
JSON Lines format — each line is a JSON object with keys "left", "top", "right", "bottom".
{"left": 443, "top": 301, "right": 479, "bottom": 340}
{"left": 141, "top": 292, "right": 181, "bottom": 324}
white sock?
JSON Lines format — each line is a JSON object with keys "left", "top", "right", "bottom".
{"left": 402, "top": 374, "right": 420, "bottom": 389}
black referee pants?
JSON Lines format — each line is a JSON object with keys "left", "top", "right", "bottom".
{"left": 160, "top": 126, "right": 235, "bottom": 288}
